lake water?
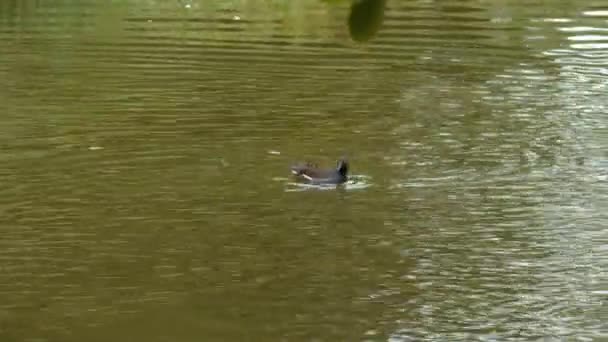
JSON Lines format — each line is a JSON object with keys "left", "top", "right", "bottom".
{"left": 0, "top": 1, "right": 606, "bottom": 341}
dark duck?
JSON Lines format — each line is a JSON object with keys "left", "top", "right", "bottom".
{"left": 290, "top": 158, "right": 349, "bottom": 184}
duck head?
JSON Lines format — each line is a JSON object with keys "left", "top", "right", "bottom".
{"left": 336, "top": 159, "right": 349, "bottom": 177}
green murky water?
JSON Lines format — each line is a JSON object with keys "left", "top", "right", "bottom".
{"left": 0, "top": 1, "right": 606, "bottom": 341}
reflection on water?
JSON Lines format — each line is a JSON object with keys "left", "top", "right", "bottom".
{"left": 285, "top": 175, "right": 373, "bottom": 192}
{"left": 0, "top": 1, "right": 606, "bottom": 341}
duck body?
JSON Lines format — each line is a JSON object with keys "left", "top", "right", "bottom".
{"left": 290, "top": 159, "right": 349, "bottom": 184}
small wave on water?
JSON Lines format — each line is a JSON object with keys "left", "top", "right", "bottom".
{"left": 284, "top": 174, "right": 373, "bottom": 192}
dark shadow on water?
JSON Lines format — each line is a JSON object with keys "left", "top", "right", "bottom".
{"left": 348, "top": 0, "right": 387, "bottom": 42}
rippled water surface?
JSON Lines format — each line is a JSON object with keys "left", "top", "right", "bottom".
{"left": 1, "top": 1, "right": 606, "bottom": 341}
